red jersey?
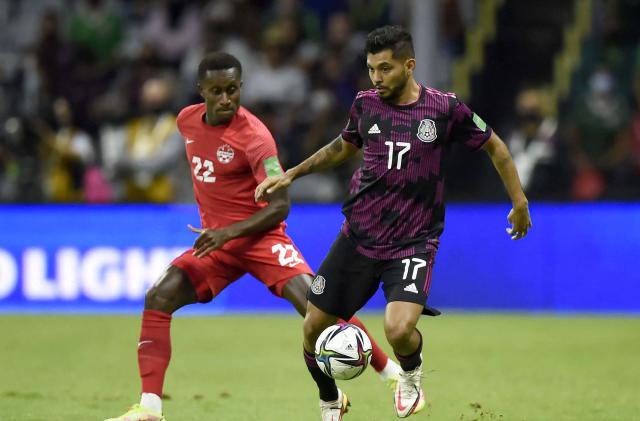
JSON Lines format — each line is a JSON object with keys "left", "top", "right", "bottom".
{"left": 177, "top": 104, "right": 283, "bottom": 230}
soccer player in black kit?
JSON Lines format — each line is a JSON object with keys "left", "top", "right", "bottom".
{"left": 256, "top": 25, "right": 532, "bottom": 420}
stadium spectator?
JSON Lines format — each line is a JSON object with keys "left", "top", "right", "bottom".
{"left": 566, "top": 66, "right": 632, "bottom": 200}
{"left": 323, "top": 12, "right": 365, "bottom": 106}
{"left": 504, "top": 88, "right": 567, "bottom": 199}
{"left": 39, "top": 97, "right": 96, "bottom": 202}
{"left": 242, "top": 24, "right": 309, "bottom": 108}
{"left": 101, "top": 77, "right": 185, "bottom": 203}
{"left": 136, "top": 0, "right": 203, "bottom": 65}
{"left": 68, "top": 0, "right": 124, "bottom": 62}
{"left": 628, "top": 46, "right": 640, "bottom": 195}
{"left": 241, "top": 23, "right": 309, "bottom": 168}
{"left": 0, "top": 116, "right": 45, "bottom": 202}
{"left": 0, "top": 0, "right": 638, "bottom": 203}
{"left": 33, "top": 8, "right": 76, "bottom": 105}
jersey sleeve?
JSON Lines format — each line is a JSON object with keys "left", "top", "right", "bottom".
{"left": 176, "top": 104, "right": 200, "bottom": 138}
{"left": 449, "top": 99, "right": 492, "bottom": 151}
{"left": 341, "top": 97, "right": 363, "bottom": 148}
{"left": 247, "top": 128, "right": 283, "bottom": 184}
{"left": 175, "top": 106, "right": 191, "bottom": 136}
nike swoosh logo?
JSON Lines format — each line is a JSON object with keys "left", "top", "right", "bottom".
{"left": 186, "top": 139, "right": 195, "bottom": 144}
{"left": 396, "top": 386, "right": 419, "bottom": 413}
{"left": 396, "top": 388, "right": 409, "bottom": 412}
{"left": 138, "top": 340, "right": 153, "bottom": 349}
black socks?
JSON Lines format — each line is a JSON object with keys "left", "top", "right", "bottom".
{"left": 394, "top": 330, "right": 423, "bottom": 372}
{"left": 304, "top": 348, "right": 339, "bottom": 401}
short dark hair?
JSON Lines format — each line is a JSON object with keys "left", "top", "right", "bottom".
{"left": 364, "top": 25, "right": 415, "bottom": 59}
{"left": 198, "top": 52, "right": 242, "bottom": 80}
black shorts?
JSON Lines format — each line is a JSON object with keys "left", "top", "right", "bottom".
{"left": 308, "top": 233, "right": 438, "bottom": 321}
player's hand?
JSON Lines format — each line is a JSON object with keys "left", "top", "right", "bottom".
{"left": 188, "top": 225, "right": 232, "bottom": 258}
{"left": 255, "top": 173, "right": 293, "bottom": 202}
{"left": 506, "top": 202, "right": 532, "bottom": 240}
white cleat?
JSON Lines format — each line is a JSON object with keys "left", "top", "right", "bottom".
{"left": 394, "top": 364, "right": 426, "bottom": 418}
{"left": 104, "top": 404, "right": 165, "bottom": 421}
{"left": 319, "top": 388, "right": 350, "bottom": 421}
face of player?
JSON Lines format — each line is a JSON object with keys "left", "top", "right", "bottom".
{"left": 198, "top": 68, "right": 242, "bottom": 125}
{"left": 366, "top": 49, "right": 415, "bottom": 103}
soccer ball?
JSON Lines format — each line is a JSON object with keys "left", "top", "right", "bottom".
{"left": 314, "top": 323, "right": 372, "bottom": 380}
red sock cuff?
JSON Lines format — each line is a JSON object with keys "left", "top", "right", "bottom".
{"left": 142, "top": 309, "right": 172, "bottom": 325}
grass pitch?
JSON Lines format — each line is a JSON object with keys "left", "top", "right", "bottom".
{"left": 0, "top": 313, "right": 638, "bottom": 421}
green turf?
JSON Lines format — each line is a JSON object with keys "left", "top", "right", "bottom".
{"left": 0, "top": 313, "right": 638, "bottom": 421}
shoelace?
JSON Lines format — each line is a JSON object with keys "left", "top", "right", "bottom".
{"left": 399, "top": 368, "right": 421, "bottom": 396}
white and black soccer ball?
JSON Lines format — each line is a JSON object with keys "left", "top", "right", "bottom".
{"left": 314, "top": 323, "right": 372, "bottom": 380}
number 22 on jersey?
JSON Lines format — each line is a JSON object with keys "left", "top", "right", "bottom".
{"left": 192, "top": 155, "right": 216, "bottom": 183}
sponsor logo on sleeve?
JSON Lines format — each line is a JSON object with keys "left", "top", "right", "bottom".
{"left": 472, "top": 113, "right": 487, "bottom": 131}
{"left": 264, "top": 156, "right": 283, "bottom": 177}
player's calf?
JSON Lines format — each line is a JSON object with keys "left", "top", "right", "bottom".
{"left": 303, "top": 302, "right": 338, "bottom": 351}
{"left": 383, "top": 303, "right": 426, "bottom": 417}
{"left": 384, "top": 319, "right": 420, "bottom": 356}
{"left": 391, "top": 330, "right": 425, "bottom": 417}
{"left": 347, "top": 315, "right": 401, "bottom": 388}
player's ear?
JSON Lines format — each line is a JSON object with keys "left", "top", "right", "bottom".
{"left": 196, "top": 82, "right": 205, "bottom": 99}
{"left": 405, "top": 58, "right": 416, "bottom": 75}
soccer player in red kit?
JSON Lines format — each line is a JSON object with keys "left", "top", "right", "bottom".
{"left": 105, "top": 52, "right": 400, "bottom": 421}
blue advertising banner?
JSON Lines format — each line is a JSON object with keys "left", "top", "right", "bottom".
{"left": 0, "top": 204, "right": 638, "bottom": 313}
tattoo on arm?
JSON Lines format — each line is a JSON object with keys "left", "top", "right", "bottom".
{"left": 296, "top": 136, "right": 346, "bottom": 175}
{"left": 328, "top": 137, "right": 343, "bottom": 154}
{"left": 290, "top": 135, "right": 360, "bottom": 181}
{"left": 314, "top": 137, "right": 342, "bottom": 164}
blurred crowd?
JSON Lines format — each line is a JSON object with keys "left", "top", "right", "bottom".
{"left": 0, "top": 0, "right": 637, "bottom": 204}
{"left": 498, "top": 0, "right": 640, "bottom": 202}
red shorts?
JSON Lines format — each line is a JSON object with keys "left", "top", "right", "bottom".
{"left": 171, "top": 228, "right": 313, "bottom": 303}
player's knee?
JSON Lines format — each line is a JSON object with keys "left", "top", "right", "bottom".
{"left": 302, "top": 314, "right": 321, "bottom": 343}
{"left": 144, "top": 285, "right": 173, "bottom": 312}
{"left": 303, "top": 310, "right": 332, "bottom": 348}
{"left": 384, "top": 318, "right": 416, "bottom": 348}
{"left": 145, "top": 267, "right": 196, "bottom": 313}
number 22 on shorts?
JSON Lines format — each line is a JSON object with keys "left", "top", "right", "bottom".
{"left": 271, "top": 243, "right": 305, "bottom": 267}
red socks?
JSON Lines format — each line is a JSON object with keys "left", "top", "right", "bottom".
{"left": 136, "top": 310, "right": 389, "bottom": 396}
{"left": 345, "top": 316, "right": 388, "bottom": 372}
{"left": 138, "top": 309, "right": 172, "bottom": 396}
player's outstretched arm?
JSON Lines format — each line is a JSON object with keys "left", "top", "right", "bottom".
{"left": 481, "top": 132, "right": 532, "bottom": 240}
{"left": 189, "top": 188, "right": 290, "bottom": 258}
{"left": 255, "top": 135, "right": 359, "bottom": 202}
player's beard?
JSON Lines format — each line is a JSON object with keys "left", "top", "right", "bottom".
{"left": 381, "top": 75, "right": 409, "bottom": 104}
